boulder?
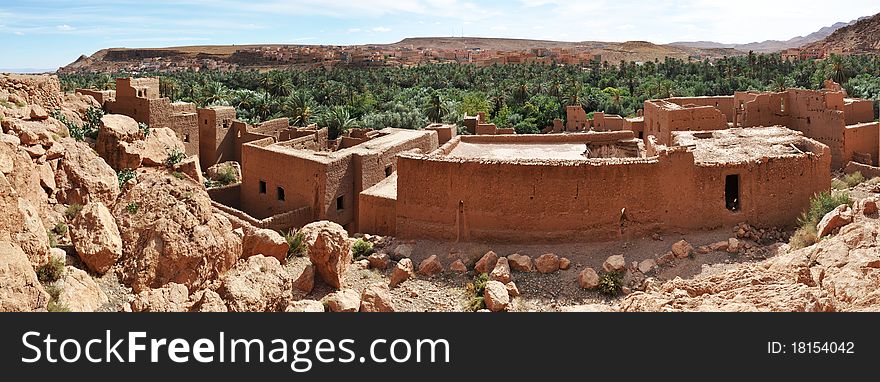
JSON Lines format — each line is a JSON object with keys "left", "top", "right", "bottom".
{"left": 173, "top": 156, "right": 204, "bottom": 185}
{"left": 360, "top": 284, "right": 395, "bottom": 312}
{"left": 505, "top": 282, "right": 520, "bottom": 297}
{"left": 578, "top": 268, "right": 600, "bottom": 290}
{"left": 638, "top": 259, "right": 657, "bottom": 274}
{"left": 218, "top": 255, "right": 291, "bottom": 312}
{"left": 391, "top": 243, "right": 413, "bottom": 260}
{"left": 535, "top": 253, "right": 560, "bottom": 274}
{"left": 709, "top": 241, "right": 729, "bottom": 252}
{"left": 367, "top": 252, "right": 389, "bottom": 270}
{"left": 188, "top": 290, "right": 228, "bottom": 312}
{"left": 286, "top": 300, "right": 325, "bottom": 312}
{"left": 323, "top": 289, "right": 361, "bottom": 312}
{"left": 483, "top": 280, "right": 509, "bottom": 312}
{"left": 417, "top": 255, "right": 443, "bottom": 277}
{"left": 474, "top": 251, "right": 498, "bottom": 274}
{"left": 130, "top": 283, "right": 190, "bottom": 312}
{"left": 390, "top": 258, "right": 414, "bottom": 288}
{"left": 507, "top": 254, "right": 533, "bottom": 272}
{"left": 242, "top": 228, "right": 290, "bottom": 263}
{"left": 602, "top": 255, "right": 626, "bottom": 273}
{"left": 449, "top": 259, "right": 468, "bottom": 274}
{"left": 727, "top": 238, "right": 741, "bottom": 253}
{"left": 69, "top": 202, "right": 122, "bottom": 274}
{"left": 206, "top": 161, "right": 241, "bottom": 183}
{"left": 96, "top": 115, "right": 185, "bottom": 171}
{"left": 0, "top": 241, "right": 50, "bottom": 311}
{"left": 489, "top": 256, "right": 511, "bottom": 283}
{"left": 28, "top": 104, "right": 48, "bottom": 120}
{"left": 857, "top": 197, "right": 878, "bottom": 216}
{"left": 817, "top": 205, "right": 854, "bottom": 238}
{"left": 559, "top": 257, "right": 571, "bottom": 270}
{"left": 55, "top": 139, "right": 119, "bottom": 207}
{"left": 293, "top": 264, "right": 315, "bottom": 294}
{"left": 300, "top": 221, "right": 351, "bottom": 290}
{"left": 113, "top": 170, "right": 241, "bottom": 293}
{"left": 55, "top": 266, "right": 109, "bottom": 312}
{"left": 671, "top": 240, "right": 693, "bottom": 258}
{"left": 0, "top": 175, "right": 49, "bottom": 266}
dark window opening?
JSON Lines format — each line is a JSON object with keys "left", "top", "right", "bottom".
{"left": 277, "top": 187, "right": 285, "bottom": 201}
{"left": 259, "top": 181, "right": 267, "bottom": 194}
{"left": 183, "top": 133, "right": 190, "bottom": 143}
{"left": 385, "top": 165, "right": 393, "bottom": 177}
{"left": 205, "top": 119, "right": 209, "bottom": 124}
{"left": 725, "top": 174, "right": 740, "bottom": 212}
{"left": 807, "top": 117, "right": 811, "bottom": 125}
{"left": 336, "top": 196, "right": 344, "bottom": 211}
{"left": 638, "top": 131, "right": 644, "bottom": 139}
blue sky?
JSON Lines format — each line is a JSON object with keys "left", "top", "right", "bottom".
{"left": 1, "top": 0, "right": 879, "bottom": 70}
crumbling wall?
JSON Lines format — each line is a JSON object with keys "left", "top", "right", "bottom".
{"left": 845, "top": 99, "right": 876, "bottom": 125}
{"left": 75, "top": 89, "right": 115, "bottom": 106}
{"left": 643, "top": 100, "right": 727, "bottom": 145}
{"left": 197, "top": 106, "right": 237, "bottom": 171}
{"left": 358, "top": 174, "right": 398, "bottom": 236}
{"left": 565, "top": 106, "right": 590, "bottom": 131}
{"left": 667, "top": 96, "right": 735, "bottom": 123}
{"left": 425, "top": 124, "right": 457, "bottom": 145}
{"left": 844, "top": 122, "right": 880, "bottom": 166}
{"left": 207, "top": 184, "right": 241, "bottom": 209}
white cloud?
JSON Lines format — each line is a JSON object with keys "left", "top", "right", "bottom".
{"left": 372, "top": 26, "right": 392, "bottom": 32}
{"left": 56, "top": 24, "right": 75, "bottom": 31}
{"left": 348, "top": 28, "right": 362, "bottom": 33}
{"left": 13, "top": 31, "right": 24, "bottom": 35}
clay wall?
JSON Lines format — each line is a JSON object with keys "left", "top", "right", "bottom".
{"left": 845, "top": 99, "right": 876, "bottom": 125}
{"left": 392, "top": 134, "right": 829, "bottom": 243}
{"left": 425, "top": 123, "right": 457, "bottom": 145}
{"left": 75, "top": 89, "right": 114, "bottom": 106}
{"left": 197, "top": 106, "right": 237, "bottom": 170}
{"left": 843, "top": 122, "right": 880, "bottom": 166}
{"left": 592, "top": 112, "right": 625, "bottom": 131}
{"left": 667, "top": 96, "right": 735, "bottom": 122}
{"left": 565, "top": 106, "right": 590, "bottom": 131}
{"left": 207, "top": 183, "right": 241, "bottom": 208}
{"left": 643, "top": 100, "right": 727, "bottom": 144}
{"left": 624, "top": 117, "right": 645, "bottom": 138}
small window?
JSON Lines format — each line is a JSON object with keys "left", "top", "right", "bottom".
{"left": 205, "top": 119, "right": 209, "bottom": 125}
{"left": 385, "top": 165, "right": 393, "bottom": 177}
{"left": 277, "top": 187, "right": 285, "bottom": 201}
{"left": 183, "top": 133, "right": 190, "bottom": 143}
{"left": 336, "top": 196, "right": 344, "bottom": 211}
{"left": 725, "top": 174, "right": 740, "bottom": 212}
{"left": 807, "top": 117, "right": 811, "bottom": 125}
{"left": 259, "top": 181, "right": 267, "bottom": 194}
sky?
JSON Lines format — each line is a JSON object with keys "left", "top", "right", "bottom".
{"left": 1, "top": 0, "right": 879, "bottom": 71}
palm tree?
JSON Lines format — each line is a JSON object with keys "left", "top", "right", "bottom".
{"left": 423, "top": 93, "right": 448, "bottom": 123}
{"left": 286, "top": 91, "right": 313, "bottom": 127}
{"left": 321, "top": 106, "right": 358, "bottom": 138}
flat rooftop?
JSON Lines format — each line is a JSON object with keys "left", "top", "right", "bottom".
{"left": 674, "top": 126, "right": 815, "bottom": 164}
{"left": 447, "top": 141, "right": 593, "bottom": 160}
{"left": 438, "top": 131, "right": 643, "bottom": 161}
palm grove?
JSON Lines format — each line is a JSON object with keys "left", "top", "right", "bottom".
{"left": 60, "top": 53, "right": 880, "bottom": 139}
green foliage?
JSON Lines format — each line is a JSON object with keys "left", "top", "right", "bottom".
{"left": 466, "top": 273, "right": 490, "bottom": 311}
{"left": 64, "top": 204, "right": 83, "bottom": 220}
{"left": 47, "top": 229, "right": 58, "bottom": 248}
{"left": 45, "top": 285, "right": 70, "bottom": 313}
{"left": 597, "top": 271, "right": 624, "bottom": 297}
{"left": 791, "top": 191, "right": 853, "bottom": 248}
{"left": 165, "top": 148, "right": 185, "bottom": 167}
{"left": 351, "top": 239, "right": 374, "bottom": 259}
{"left": 52, "top": 223, "right": 68, "bottom": 236}
{"left": 283, "top": 229, "right": 306, "bottom": 258}
{"left": 138, "top": 122, "right": 151, "bottom": 137}
{"left": 125, "top": 202, "right": 139, "bottom": 214}
{"left": 216, "top": 165, "right": 238, "bottom": 185}
{"left": 117, "top": 168, "right": 136, "bottom": 188}
{"left": 172, "top": 171, "right": 186, "bottom": 180}
{"left": 837, "top": 172, "right": 865, "bottom": 189}
{"left": 37, "top": 257, "right": 65, "bottom": 283}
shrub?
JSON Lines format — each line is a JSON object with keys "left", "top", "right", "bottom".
{"left": 790, "top": 191, "right": 852, "bottom": 248}
{"left": 466, "top": 273, "right": 490, "bottom": 311}
{"left": 165, "top": 148, "right": 185, "bottom": 167}
{"left": 172, "top": 171, "right": 186, "bottom": 180}
{"left": 52, "top": 223, "right": 68, "bottom": 236}
{"left": 47, "top": 230, "right": 58, "bottom": 248}
{"left": 64, "top": 204, "right": 83, "bottom": 220}
{"left": 351, "top": 239, "right": 374, "bottom": 259}
{"left": 832, "top": 172, "right": 865, "bottom": 190}
{"left": 138, "top": 122, "right": 151, "bottom": 137}
{"left": 45, "top": 285, "right": 70, "bottom": 313}
{"left": 37, "top": 257, "right": 65, "bottom": 283}
{"left": 117, "top": 168, "right": 136, "bottom": 188}
{"left": 284, "top": 229, "right": 306, "bottom": 258}
{"left": 125, "top": 202, "right": 139, "bottom": 214}
{"left": 216, "top": 166, "right": 238, "bottom": 185}
{"left": 597, "top": 271, "right": 624, "bottom": 297}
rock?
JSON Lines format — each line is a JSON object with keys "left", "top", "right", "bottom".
{"left": 367, "top": 252, "right": 389, "bottom": 270}
{"left": 131, "top": 283, "right": 190, "bottom": 312}
{"left": 603, "top": 255, "right": 626, "bottom": 273}
{"left": 29, "top": 104, "right": 48, "bottom": 120}
{"left": 656, "top": 252, "right": 675, "bottom": 265}
{"left": 69, "top": 202, "right": 122, "bottom": 274}
{"left": 857, "top": 197, "right": 878, "bottom": 216}
{"left": 505, "top": 282, "right": 520, "bottom": 297}
{"left": 241, "top": 228, "right": 290, "bottom": 263}
{"left": 286, "top": 300, "right": 325, "bottom": 312}
{"left": 391, "top": 243, "right": 413, "bottom": 260}
{"left": 417, "top": 255, "right": 443, "bottom": 277}
{"left": 560, "top": 304, "right": 617, "bottom": 312}
{"left": 38, "top": 162, "right": 56, "bottom": 194}
{"left": 323, "top": 289, "right": 361, "bottom": 312}
{"left": 0, "top": 175, "right": 50, "bottom": 266}
{"left": 173, "top": 156, "right": 204, "bottom": 185}
{"left": 23, "top": 145, "right": 45, "bottom": 159}
{"left": 696, "top": 246, "right": 711, "bottom": 255}
{"left": 709, "top": 241, "right": 729, "bottom": 252}
{"left": 638, "top": 259, "right": 657, "bottom": 274}
{"left": 817, "top": 205, "right": 854, "bottom": 238}
{"left": 474, "top": 251, "right": 499, "bottom": 274}
{"left": 49, "top": 247, "right": 67, "bottom": 264}
{"left": 578, "top": 268, "right": 600, "bottom": 290}
{"left": 218, "top": 255, "right": 292, "bottom": 312}
{"left": 113, "top": 170, "right": 241, "bottom": 293}
{"left": 55, "top": 139, "right": 120, "bottom": 207}
{"left": 300, "top": 221, "right": 351, "bottom": 290}
{"left": 390, "top": 258, "right": 413, "bottom": 287}
{"left": 727, "top": 238, "right": 741, "bottom": 253}
{"left": 206, "top": 162, "right": 241, "bottom": 183}
{"left": 96, "top": 115, "right": 185, "bottom": 171}
{"left": 489, "top": 257, "right": 511, "bottom": 283}
{"left": 483, "top": 280, "right": 510, "bottom": 312}
{"left": 0, "top": 242, "right": 50, "bottom": 311}
{"left": 449, "top": 259, "right": 468, "bottom": 274}
{"left": 507, "top": 253, "right": 533, "bottom": 272}
{"left": 360, "top": 285, "right": 395, "bottom": 312}
{"left": 293, "top": 264, "right": 315, "bottom": 293}
{"left": 188, "top": 290, "right": 227, "bottom": 312}
{"left": 559, "top": 257, "right": 571, "bottom": 270}
{"left": 535, "top": 253, "right": 560, "bottom": 274}
{"left": 355, "top": 259, "right": 370, "bottom": 269}
{"left": 672, "top": 240, "right": 693, "bottom": 258}
{"left": 55, "top": 266, "right": 109, "bottom": 312}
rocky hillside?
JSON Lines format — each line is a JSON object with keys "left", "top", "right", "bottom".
{"left": 802, "top": 12, "right": 880, "bottom": 54}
